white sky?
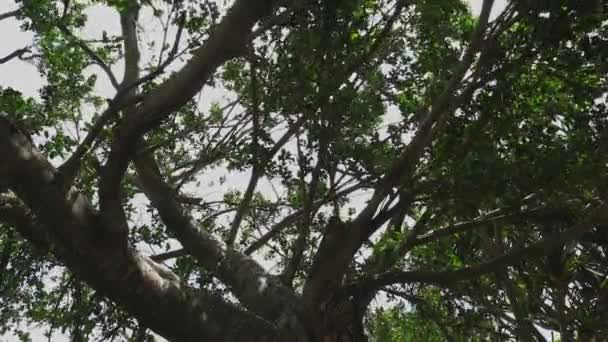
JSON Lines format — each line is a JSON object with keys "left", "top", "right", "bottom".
{"left": 1, "top": 1, "right": 547, "bottom": 341}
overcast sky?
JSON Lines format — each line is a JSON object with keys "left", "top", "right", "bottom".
{"left": 0, "top": 0, "right": 507, "bottom": 99}
{"left": 0, "top": 1, "right": 515, "bottom": 341}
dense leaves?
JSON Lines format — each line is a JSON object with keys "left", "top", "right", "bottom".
{"left": 1, "top": 0, "right": 608, "bottom": 340}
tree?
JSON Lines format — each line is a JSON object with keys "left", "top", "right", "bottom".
{"left": 1, "top": 0, "right": 607, "bottom": 340}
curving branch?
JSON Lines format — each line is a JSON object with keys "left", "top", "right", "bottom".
{"left": 0, "top": 47, "right": 31, "bottom": 64}
{"left": 132, "top": 147, "right": 309, "bottom": 330}
{"left": 0, "top": 115, "right": 282, "bottom": 341}
{"left": 57, "top": 24, "right": 121, "bottom": 90}
{"left": 351, "top": 204, "right": 608, "bottom": 292}
{"left": 99, "top": 0, "right": 279, "bottom": 215}
{"left": 96, "top": 2, "right": 142, "bottom": 243}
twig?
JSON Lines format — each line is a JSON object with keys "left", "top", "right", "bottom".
{"left": 0, "top": 47, "right": 31, "bottom": 64}
{"left": 0, "top": 9, "right": 20, "bottom": 22}
{"left": 57, "top": 24, "right": 121, "bottom": 90}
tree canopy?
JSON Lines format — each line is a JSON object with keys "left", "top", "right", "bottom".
{"left": 1, "top": 0, "right": 608, "bottom": 341}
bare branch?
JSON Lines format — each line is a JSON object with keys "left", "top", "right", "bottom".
{"left": 0, "top": 9, "right": 20, "bottom": 22}
{"left": 150, "top": 248, "right": 188, "bottom": 262}
{"left": 226, "top": 116, "right": 305, "bottom": 245}
{"left": 226, "top": 168, "right": 261, "bottom": 245}
{"left": 0, "top": 47, "right": 31, "bottom": 64}
{"left": 244, "top": 183, "right": 364, "bottom": 256}
{"left": 119, "top": 4, "right": 141, "bottom": 91}
{"left": 282, "top": 127, "right": 329, "bottom": 285}
{"left": 411, "top": 207, "right": 548, "bottom": 247}
{"left": 158, "top": 11, "right": 186, "bottom": 68}
{"left": 0, "top": 115, "right": 280, "bottom": 341}
{"left": 132, "top": 147, "right": 306, "bottom": 324}
{"left": 57, "top": 95, "right": 143, "bottom": 188}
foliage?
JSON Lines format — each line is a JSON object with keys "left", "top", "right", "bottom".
{"left": 0, "top": 0, "right": 607, "bottom": 340}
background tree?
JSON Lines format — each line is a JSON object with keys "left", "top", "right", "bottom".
{"left": 1, "top": 0, "right": 607, "bottom": 340}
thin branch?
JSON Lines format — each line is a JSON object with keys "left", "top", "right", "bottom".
{"left": 244, "top": 209, "right": 303, "bottom": 255}
{"left": 99, "top": 1, "right": 279, "bottom": 234}
{"left": 226, "top": 168, "right": 261, "bottom": 245}
{"left": 155, "top": 3, "right": 176, "bottom": 68}
{"left": 362, "top": 0, "right": 496, "bottom": 219}
{"left": 94, "top": 3, "right": 143, "bottom": 242}
{"left": 57, "top": 24, "right": 121, "bottom": 90}
{"left": 57, "top": 95, "right": 143, "bottom": 188}
{"left": 410, "top": 200, "right": 583, "bottom": 248}
{"left": 352, "top": 203, "right": 607, "bottom": 291}
{"left": 160, "top": 12, "right": 186, "bottom": 68}
{"left": 0, "top": 115, "right": 283, "bottom": 341}
{"left": 150, "top": 248, "right": 187, "bottom": 262}
{"left": 0, "top": 9, "right": 20, "bottom": 22}
{"left": 132, "top": 145, "right": 304, "bottom": 322}
{"left": 226, "top": 52, "right": 263, "bottom": 246}
{"left": 244, "top": 183, "right": 364, "bottom": 256}
{"left": 0, "top": 47, "right": 31, "bottom": 64}
{"left": 281, "top": 137, "right": 325, "bottom": 284}
{"left": 225, "top": 115, "right": 304, "bottom": 245}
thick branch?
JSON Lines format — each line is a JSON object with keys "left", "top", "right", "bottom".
{"left": 99, "top": 0, "right": 278, "bottom": 215}
{"left": 132, "top": 148, "right": 309, "bottom": 329}
{"left": 96, "top": 4, "right": 144, "bottom": 243}
{"left": 302, "top": 0, "right": 496, "bottom": 304}
{"left": 0, "top": 115, "right": 281, "bottom": 341}
{"left": 119, "top": 4, "right": 141, "bottom": 91}
{"left": 150, "top": 248, "right": 187, "bottom": 262}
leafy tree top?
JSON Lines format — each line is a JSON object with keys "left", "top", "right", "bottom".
{"left": 0, "top": 0, "right": 607, "bottom": 341}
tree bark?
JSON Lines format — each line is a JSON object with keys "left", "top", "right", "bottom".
{"left": 0, "top": 116, "right": 287, "bottom": 341}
